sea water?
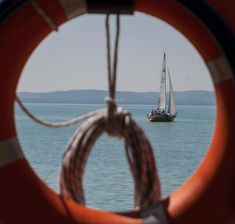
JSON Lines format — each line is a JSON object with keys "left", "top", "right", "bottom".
{"left": 15, "top": 104, "right": 215, "bottom": 211}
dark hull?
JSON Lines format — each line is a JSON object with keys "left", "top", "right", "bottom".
{"left": 147, "top": 113, "right": 176, "bottom": 122}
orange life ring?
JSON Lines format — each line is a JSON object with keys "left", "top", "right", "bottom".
{"left": 0, "top": 0, "right": 234, "bottom": 223}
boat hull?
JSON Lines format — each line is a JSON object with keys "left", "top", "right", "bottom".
{"left": 147, "top": 113, "right": 176, "bottom": 122}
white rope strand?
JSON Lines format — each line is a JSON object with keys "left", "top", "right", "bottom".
{"left": 16, "top": 96, "right": 106, "bottom": 128}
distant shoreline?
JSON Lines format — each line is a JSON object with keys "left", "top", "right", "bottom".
{"left": 18, "top": 89, "right": 215, "bottom": 106}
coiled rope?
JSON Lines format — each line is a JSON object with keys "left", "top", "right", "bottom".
{"left": 16, "top": 14, "right": 161, "bottom": 209}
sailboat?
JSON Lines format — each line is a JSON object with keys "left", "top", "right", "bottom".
{"left": 147, "top": 53, "right": 177, "bottom": 122}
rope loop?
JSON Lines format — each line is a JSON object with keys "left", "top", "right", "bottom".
{"left": 60, "top": 107, "right": 161, "bottom": 208}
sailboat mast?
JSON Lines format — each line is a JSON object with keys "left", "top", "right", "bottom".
{"left": 164, "top": 54, "right": 166, "bottom": 111}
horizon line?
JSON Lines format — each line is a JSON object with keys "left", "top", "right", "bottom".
{"left": 17, "top": 88, "right": 214, "bottom": 93}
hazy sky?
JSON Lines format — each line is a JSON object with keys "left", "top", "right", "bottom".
{"left": 18, "top": 12, "right": 213, "bottom": 93}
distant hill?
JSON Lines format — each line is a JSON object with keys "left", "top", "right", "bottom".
{"left": 18, "top": 89, "right": 215, "bottom": 105}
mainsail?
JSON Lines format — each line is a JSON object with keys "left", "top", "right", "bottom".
{"left": 167, "top": 67, "right": 176, "bottom": 115}
{"left": 158, "top": 53, "right": 166, "bottom": 111}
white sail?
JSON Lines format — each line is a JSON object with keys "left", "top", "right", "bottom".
{"left": 158, "top": 53, "right": 166, "bottom": 111}
{"left": 167, "top": 67, "right": 176, "bottom": 115}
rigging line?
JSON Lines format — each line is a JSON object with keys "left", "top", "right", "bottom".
{"left": 31, "top": 0, "right": 58, "bottom": 31}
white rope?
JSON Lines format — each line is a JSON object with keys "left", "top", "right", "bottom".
{"left": 60, "top": 106, "right": 161, "bottom": 208}
{"left": 59, "top": 14, "right": 161, "bottom": 209}
{"left": 15, "top": 96, "right": 106, "bottom": 128}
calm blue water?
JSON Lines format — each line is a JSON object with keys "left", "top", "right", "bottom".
{"left": 15, "top": 104, "right": 215, "bottom": 211}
